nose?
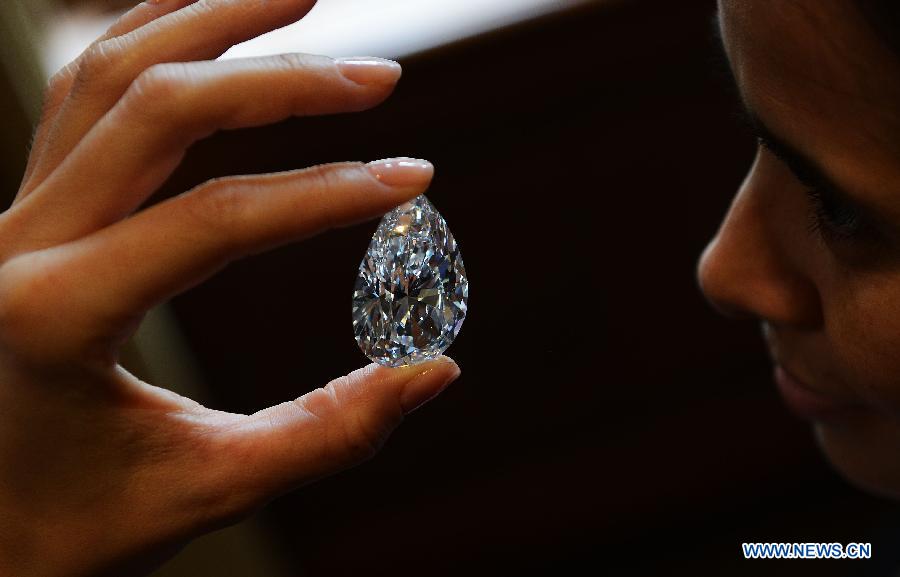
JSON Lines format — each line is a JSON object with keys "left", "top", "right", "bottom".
{"left": 696, "top": 158, "right": 822, "bottom": 328}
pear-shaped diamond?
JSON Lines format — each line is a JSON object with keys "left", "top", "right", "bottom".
{"left": 352, "top": 195, "right": 468, "bottom": 367}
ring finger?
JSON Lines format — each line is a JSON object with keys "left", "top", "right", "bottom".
{"left": 18, "top": 0, "right": 319, "bottom": 199}
{"left": 18, "top": 0, "right": 202, "bottom": 194}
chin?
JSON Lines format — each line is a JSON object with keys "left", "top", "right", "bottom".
{"left": 814, "top": 415, "right": 900, "bottom": 500}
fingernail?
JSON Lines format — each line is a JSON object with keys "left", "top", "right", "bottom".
{"left": 367, "top": 157, "right": 434, "bottom": 187}
{"left": 399, "top": 357, "right": 460, "bottom": 414}
{"left": 336, "top": 57, "right": 402, "bottom": 86}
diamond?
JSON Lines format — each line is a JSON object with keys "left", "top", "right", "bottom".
{"left": 352, "top": 195, "right": 468, "bottom": 367}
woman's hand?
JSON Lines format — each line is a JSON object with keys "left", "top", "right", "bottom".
{"left": 0, "top": 1, "right": 460, "bottom": 575}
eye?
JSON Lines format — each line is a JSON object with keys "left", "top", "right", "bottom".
{"left": 750, "top": 137, "right": 865, "bottom": 243}
{"left": 806, "top": 186, "right": 863, "bottom": 241}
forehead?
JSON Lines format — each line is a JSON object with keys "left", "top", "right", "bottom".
{"left": 718, "top": 0, "right": 900, "bottom": 209}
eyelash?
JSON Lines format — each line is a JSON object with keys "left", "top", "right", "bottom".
{"left": 805, "top": 186, "right": 863, "bottom": 242}
{"left": 751, "top": 136, "right": 864, "bottom": 243}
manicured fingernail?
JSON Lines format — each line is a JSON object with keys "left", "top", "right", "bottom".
{"left": 367, "top": 157, "right": 434, "bottom": 187}
{"left": 337, "top": 57, "right": 402, "bottom": 85}
{"left": 398, "top": 357, "right": 460, "bottom": 414}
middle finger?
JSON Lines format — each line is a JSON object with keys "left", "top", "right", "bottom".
{"left": 9, "top": 54, "right": 403, "bottom": 251}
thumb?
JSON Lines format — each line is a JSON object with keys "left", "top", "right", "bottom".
{"left": 217, "top": 356, "right": 460, "bottom": 508}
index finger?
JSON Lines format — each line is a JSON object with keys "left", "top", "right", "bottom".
{"left": 0, "top": 159, "right": 433, "bottom": 362}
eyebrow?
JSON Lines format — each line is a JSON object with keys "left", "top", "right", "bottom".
{"left": 740, "top": 109, "right": 839, "bottom": 195}
{"left": 736, "top": 90, "right": 892, "bottom": 237}
{"left": 709, "top": 14, "right": 883, "bottom": 225}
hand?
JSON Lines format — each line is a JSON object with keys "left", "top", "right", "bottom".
{"left": 0, "top": 1, "right": 460, "bottom": 575}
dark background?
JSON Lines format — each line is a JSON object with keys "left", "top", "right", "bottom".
{"left": 96, "top": 0, "right": 900, "bottom": 574}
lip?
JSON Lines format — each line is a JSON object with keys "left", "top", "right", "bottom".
{"left": 773, "top": 365, "right": 862, "bottom": 422}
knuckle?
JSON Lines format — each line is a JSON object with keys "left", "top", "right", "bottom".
{"left": 326, "top": 377, "right": 396, "bottom": 461}
{"left": 0, "top": 254, "right": 129, "bottom": 368}
{"left": 305, "top": 163, "right": 344, "bottom": 189}
{"left": 271, "top": 52, "right": 313, "bottom": 70}
{"left": 71, "top": 39, "right": 120, "bottom": 94}
{"left": 269, "top": 52, "right": 330, "bottom": 75}
{"left": 46, "top": 66, "right": 71, "bottom": 96}
{"left": 301, "top": 164, "right": 348, "bottom": 230}
{"left": 0, "top": 257, "right": 60, "bottom": 352}
{"left": 298, "top": 380, "right": 392, "bottom": 463}
{"left": 43, "top": 65, "right": 75, "bottom": 110}
{"left": 184, "top": 179, "right": 247, "bottom": 248}
{"left": 179, "top": 434, "right": 261, "bottom": 529}
{"left": 0, "top": 256, "right": 113, "bottom": 367}
{"left": 345, "top": 410, "right": 392, "bottom": 462}
{"left": 120, "top": 64, "right": 205, "bottom": 137}
{"left": 126, "top": 63, "right": 186, "bottom": 110}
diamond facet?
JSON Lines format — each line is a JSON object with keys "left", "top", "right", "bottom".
{"left": 352, "top": 195, "right": 468, "bottom": 367}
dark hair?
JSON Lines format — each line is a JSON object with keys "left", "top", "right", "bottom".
{"left": 859, "top": 1, "right": 900, "bottom": 59}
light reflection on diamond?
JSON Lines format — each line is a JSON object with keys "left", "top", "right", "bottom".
{"left": 352, "top": 195, "right": 468, "bottom": 367}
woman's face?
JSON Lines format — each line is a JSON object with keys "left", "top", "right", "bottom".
{"left": 699, "top": 0, "right": 900, "bottom": 497}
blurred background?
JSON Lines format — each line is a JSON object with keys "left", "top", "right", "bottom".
{"left": 2, "top": 0, "right": 900, "bottom": 575}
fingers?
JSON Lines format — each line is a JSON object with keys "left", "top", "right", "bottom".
{"left": 18, "top": 0, "right": 318, "bottom": 199}
{"left": 0, "top": 159, "right": 432, "bottom": 361}
{"left": 216, "top": 358, "right": 460, "bottom": 507}
{"left": 18, "top": 0, "right": 201, "bottom": 196}
{"left": 10, "top": 54, "right": 402, "bottom": 251}
{"left": 102, "top": 0, "right": 202, "bottom": 40}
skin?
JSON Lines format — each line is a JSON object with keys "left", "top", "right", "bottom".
{"left": 0, "top": 1, "right": 460, "bottom": 575}
{"left": 699, "top": 0, "right": 900, "bottom": 498}
{"left": 7, "top": 0, "right": 900, "bottom": 573}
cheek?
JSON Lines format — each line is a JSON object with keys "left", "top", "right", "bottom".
{"left": 828, "top": 271, "right": 900, "bottom": 413}
{"left": 812, "top": 270, "right": 900, "bottom": 499}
